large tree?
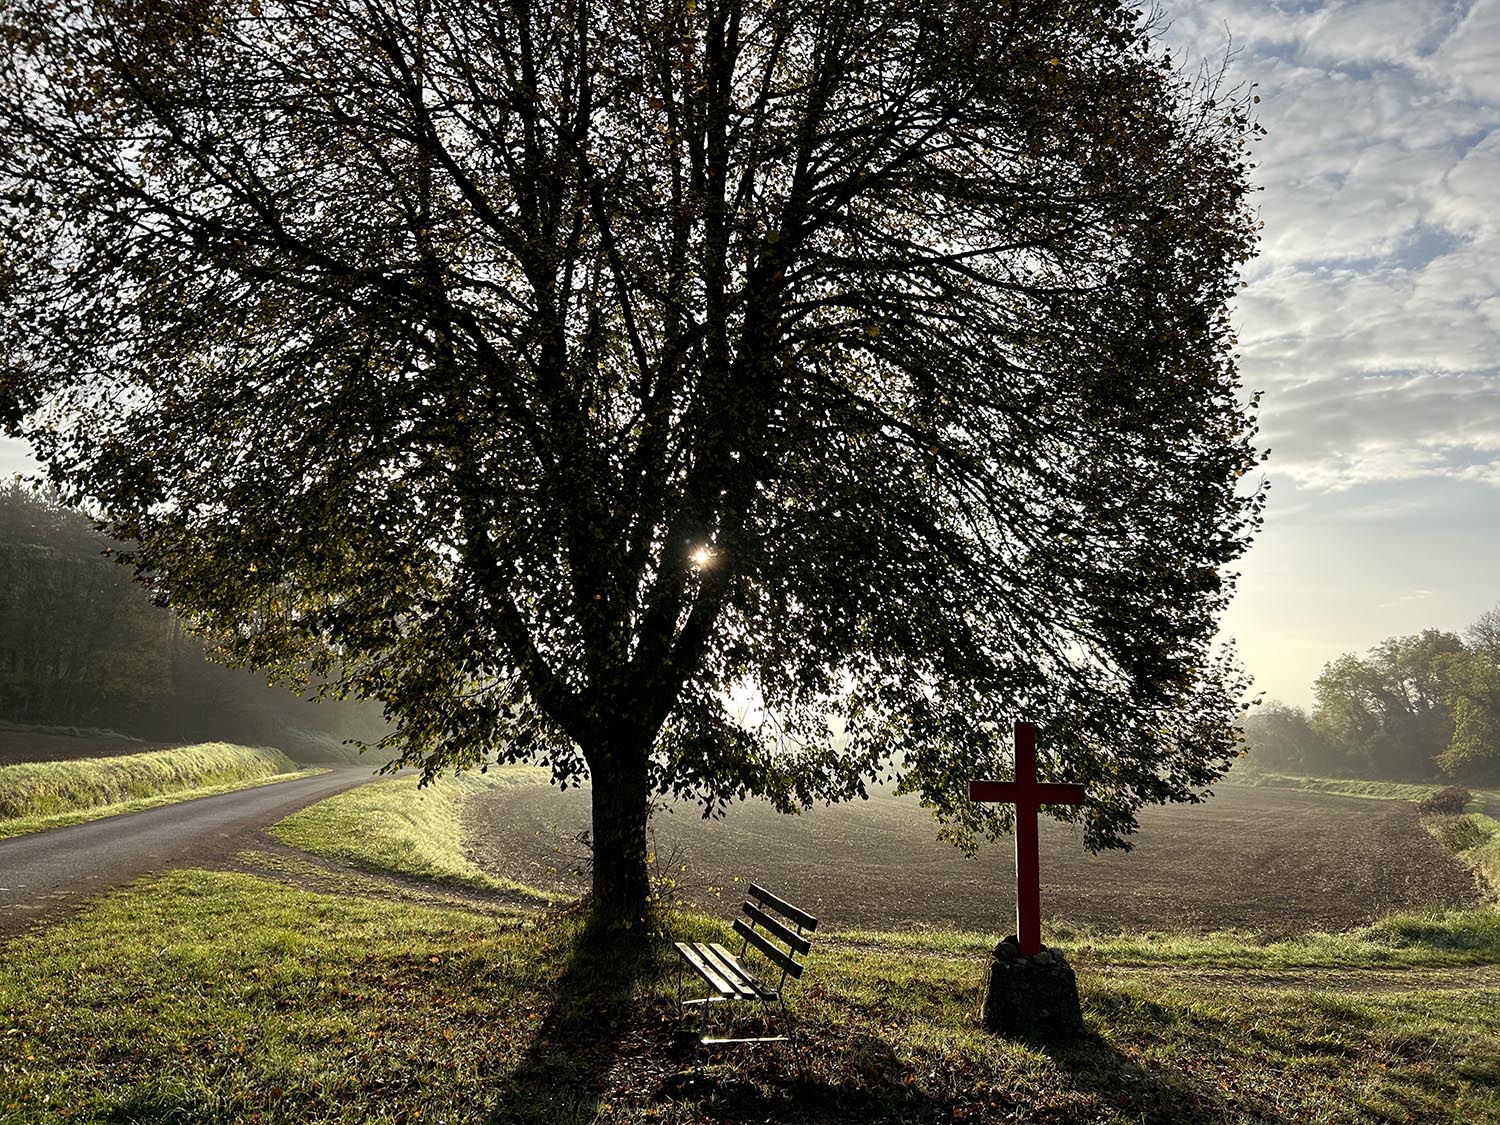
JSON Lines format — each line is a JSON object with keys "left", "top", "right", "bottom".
{"left": 0, "top": 0, "right": 1263, "bottom": 925}
{"left": 1437, "top": 605, "right": 1500, "bottom": 783}
{"left": 1312, "top": 630, "right": 1465, "bottom": 781}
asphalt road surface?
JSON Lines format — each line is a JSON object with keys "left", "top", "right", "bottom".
{"left": 0, "top": 768, "right": 379, "bottom": 938}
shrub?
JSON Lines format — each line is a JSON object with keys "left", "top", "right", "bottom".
{"left": 1419, "top": 786, "right": 1471, "bottom": 815}
{"left": 1426, "top": 814, "right": 1488, "bottom": 854}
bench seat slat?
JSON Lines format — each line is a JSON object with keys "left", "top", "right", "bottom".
{"left": 698, "top": 943, "right": 761, "bottom": 999}
{"left": 706, "top": 944, "right": 777, "bottom": 999}
{"left": 674, "top": 942, "right": 738, "bottom": 997}
{"left": 675, "top": 941, "right": 763, "bottom": 1000}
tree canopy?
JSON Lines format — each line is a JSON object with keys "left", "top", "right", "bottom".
{"left": 1245, "top": 611, "right": 1500, "bottom": 785}
{"left": 1311, "top": 630, "right": 1464, "bottom": 782}
{"left": 0, "top": 0, "right": 1264, "bottom": 922}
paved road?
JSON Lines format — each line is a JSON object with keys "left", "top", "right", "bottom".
{"left": 0, "top": 768, "right": 379, "bottom": 939}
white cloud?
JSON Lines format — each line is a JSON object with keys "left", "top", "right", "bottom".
{"left": 1379, "top": 587, "right": 1435, "bottom": 607}
{"left": 1169, "top": 0, "right": 1500, "bottom": 492}
{"left": 1427, "top": 0, "right": 1500, "bottom": 102}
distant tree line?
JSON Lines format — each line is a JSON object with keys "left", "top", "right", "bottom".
{"left": 0, "top": 482, "right": 386, "bottom": 760}
{"left": 1243, "top": 612, "right": 1500, "bottom": 784}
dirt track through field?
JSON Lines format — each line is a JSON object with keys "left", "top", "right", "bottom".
{"left": 464, "top": 783, "right": 1483, "bottom": 935}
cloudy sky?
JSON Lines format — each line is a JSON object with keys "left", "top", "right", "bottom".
{"left": 3, "top": 0, "right": 1497, "bottom": 709}
{"left": 1161, "top": 0, "right": 1500, "bottom": 705}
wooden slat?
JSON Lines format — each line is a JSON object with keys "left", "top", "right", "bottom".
{"left": 747, "top": 884, "right": 818, "bottom": 931}
{"left": 697, "top": 943, "right": 761, "bottom": 999}
{"left": 674, "top": 942, "right": 737, "bottom": 997}
{"left": 742, "top": 901, "right": 812, "bottom": 956}
{"left": 705, "top": 945, "right": 777, "bottom": 999}
{"left": 733, "top": 918, "right": 803, "bottom": 978}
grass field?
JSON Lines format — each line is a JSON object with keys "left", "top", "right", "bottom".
{"left": 0, "top": 743, "right": 320, "bottom": 838}
{"left": 269, "top": 767, "right": 558, "bottom": 900}
{"left": 0, "top": 868, "right": 1496, "bottom": 1124}
{"left": 4, "top": 770, "right": 1497, "bottom": 1121}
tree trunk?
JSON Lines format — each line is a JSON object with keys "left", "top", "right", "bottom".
{"left": 588, "top": 742, "right": 652, "bottom": 930}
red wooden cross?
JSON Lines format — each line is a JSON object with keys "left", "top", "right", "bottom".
{"left": 969, "top": 721, "right": 1086, "bottom": 956}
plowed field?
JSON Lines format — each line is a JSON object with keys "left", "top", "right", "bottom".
{"left": 464, "top": 782, "right": 1483, "bottom": 935}
{"left": 0, "top": 730, "right": 174, "bottom": 766}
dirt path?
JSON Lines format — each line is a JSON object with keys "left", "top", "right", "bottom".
{"left": 465, "top": 782, "right": 1484, "bottom": 935}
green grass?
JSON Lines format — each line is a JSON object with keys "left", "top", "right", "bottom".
{"left": 1233, "top": 772, "right": 1448, "bottom": 802}
{"left": 1425, "top": 813, "right": 1500, "bottom": 897}
{"left": 0, "top": 743, "right": 312, "bottom": 838}
{"left": 1, "top": 870, "right": 1497, "bottom": 1124}
{"left": 270, "top": 767, "right": 557, "bottom": 900}
{"left": 0, "top": 768, "right": 327, "bottom": 838}
{"left": 830, "top": 907, "right": 1500, "bottom": 970}
{"left": 1464, "top": 815, "right": 1500, "bottom": 890}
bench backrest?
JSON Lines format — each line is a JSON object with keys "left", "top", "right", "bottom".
{"left": 733, "top": 884, "right": 818, "bottom": 985}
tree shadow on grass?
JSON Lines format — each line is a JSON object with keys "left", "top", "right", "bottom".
{"left": 1038, "top": 1030, "right": 1287, "bottom": 1125}
{"left": 1034, "top": 988, "right": 1293, "bottom": 1125}
{"left": 657, "top": 1032, "right": 951, "bottom": 1124}
{"left": 652, "top": 1008, "right": 1294, "bottom": 1125}
{"left": 485, "top": 918, "right": 660, "bottom": 1125}
{"left": 483, "top": 932, "right": 1293, "bottom": 1125}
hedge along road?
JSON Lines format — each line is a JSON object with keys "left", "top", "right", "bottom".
{"left": 0, "top": 768, "right": 380, "bottom": 938}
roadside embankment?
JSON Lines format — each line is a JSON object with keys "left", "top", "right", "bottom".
{"left": 0, "top": 743, "right": 321, "bottom": 838}
{"left": 270, "top": 768, "right": 557, "bottom": 902}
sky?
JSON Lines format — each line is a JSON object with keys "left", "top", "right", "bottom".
{"left": 3, "top": 0, "right": 1498, "bottom": 710}
{"left": 1161, "top": 0, "right": 1500, "bottom": 706}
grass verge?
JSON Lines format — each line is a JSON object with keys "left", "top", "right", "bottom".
{"left": 0, "top": 769, "right": 327, "bottom": 839}
{"left": 270, "top": 767, "right": 557, "bottom": 901}
{"left": 0, "top": 743, "right": 313, "bottom": 838}
{"left": 1425, "top": 812, "right": 1500, "bottom": 897}
{"left": 1232, "top": 772, "right": 1444, "bottom": 802}
{"left": 1233, "top": 771, "right": 1500, "bottom": 812}
{"left": 1, "top": 870, "right": 1497, "bottom": 1124}
{"left": 833, "top": 907, "right": 1500, "bottom": 969}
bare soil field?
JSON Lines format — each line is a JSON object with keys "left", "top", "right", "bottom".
{"left": 0, "top": 729, "right": 175, "bottom": 766}
{"left": 464, "top": 782, "right": 1483, "bottom": 935}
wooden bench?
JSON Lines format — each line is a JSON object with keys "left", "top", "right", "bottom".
{"left": 673, "top": 884, "right": 818, "bottom": 1046}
